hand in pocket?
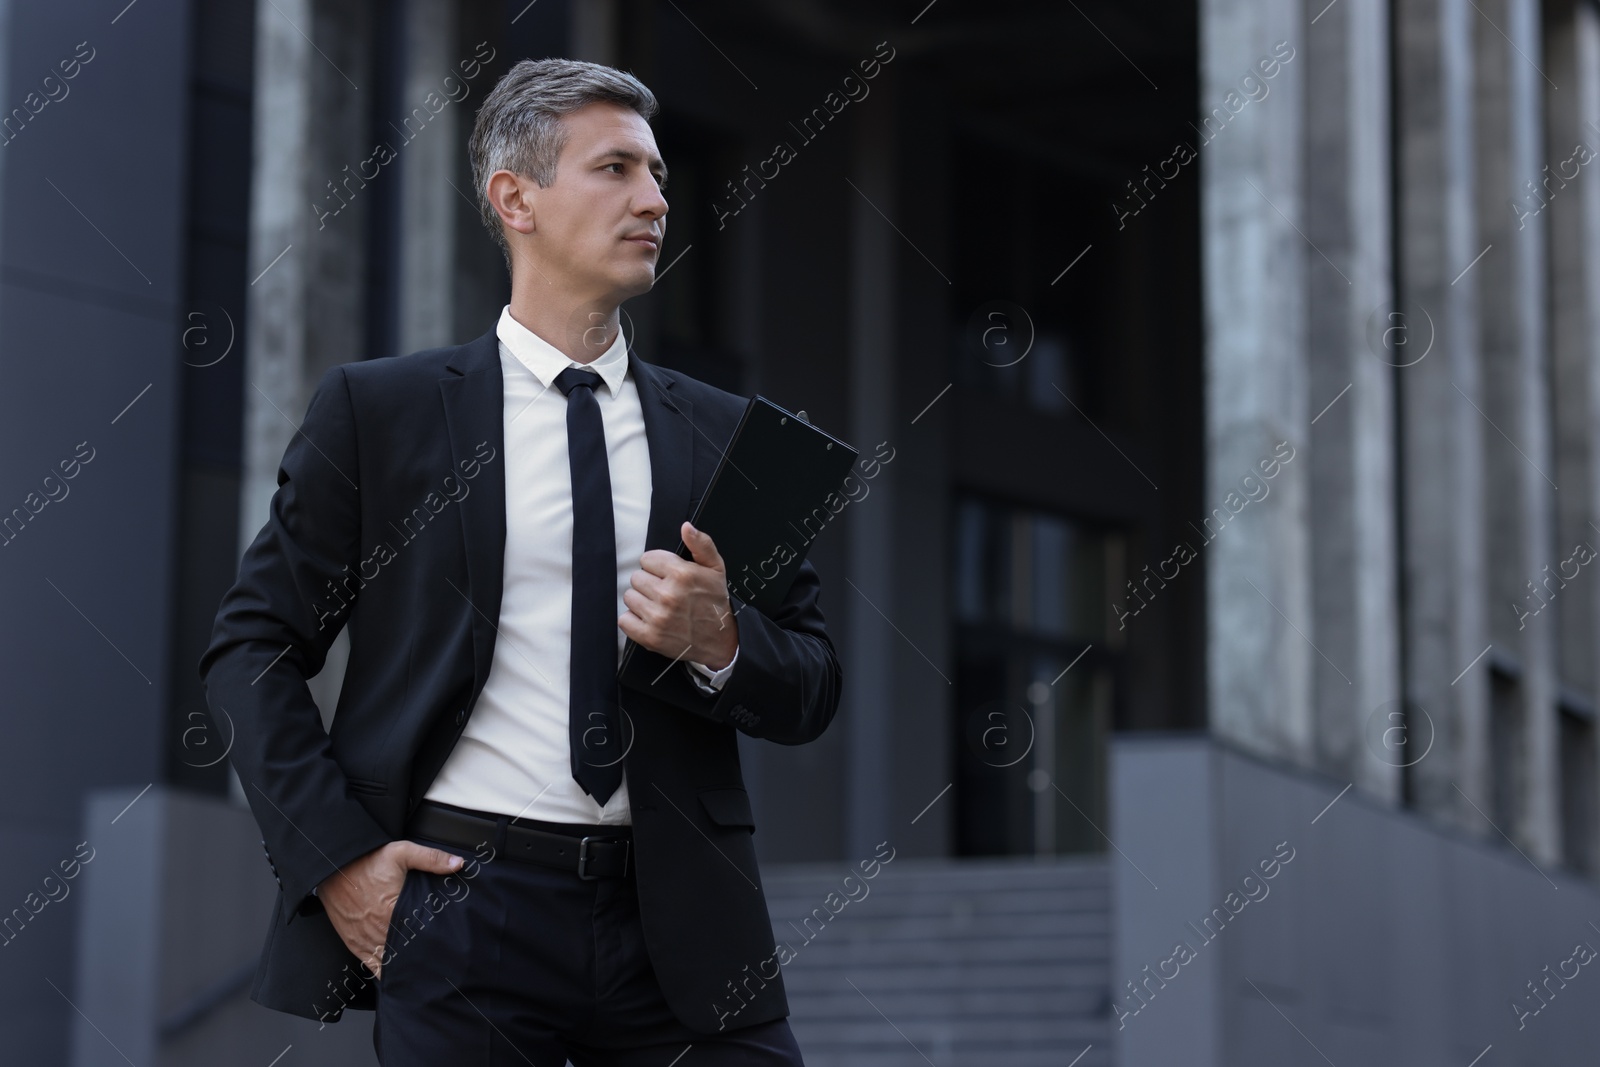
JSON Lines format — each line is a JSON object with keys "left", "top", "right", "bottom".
{"left": 317, "top": 840, "right": 464, "bottom": 978}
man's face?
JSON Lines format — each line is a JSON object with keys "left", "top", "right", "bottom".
{"left": 528, "top": 100, "right": 668, "bottom": 303}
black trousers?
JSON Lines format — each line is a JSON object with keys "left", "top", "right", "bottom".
{"left": 371, "top": 813, "right": 805, "bottom": 1066}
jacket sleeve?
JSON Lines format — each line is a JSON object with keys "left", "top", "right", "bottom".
{"left": 197, "top": 365, "right": 393, "bottom": 925}
{"left": 695, "top": 557, "right": 842, "bottom": 745}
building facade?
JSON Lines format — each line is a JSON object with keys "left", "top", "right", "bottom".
{"left": 3, "top": 0, "right": 1600, "bottom": 1062}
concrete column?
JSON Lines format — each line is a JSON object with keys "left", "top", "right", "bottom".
{"left": 884, "top": 78, "right": 955, "bottom": 859}
{"left": 1304, "top": 0, "right": 1403, "bottom": 803}
{"left": 1200, "top": 0, "right": 1313, "bottom": 764}
{"left": 242, "top": 0, "right": 374, "bottom": 736}
{"left": 1393, "top": 0, "right": 1491, "bottom": 829}
{"left": 242, "top": 0, "right": 314, "bottom": 549}
{"left": 1474, "top": 0, "right": 1560, "bottom": 863}
{"left": 1544, "top": 0, "right": 1600, "bottom": 872}
{"left": 242, "top": 0, "right": 374, "bottom": 543}
{"left": 844, "top": 82, "right": 898, "bottom": 860}
{"left": 570, "top": 0, "right": 619, "bottom": 65}
{"left": 396, "top": 0, "right": 461, "bottom": 354}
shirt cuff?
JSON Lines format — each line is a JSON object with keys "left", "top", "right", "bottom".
{"left": 686, "top": 644, "right": 739, "bottom": 692}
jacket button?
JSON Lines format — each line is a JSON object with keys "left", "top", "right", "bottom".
{"left": 455, "top": 707, "right": 468, "bottom": 726}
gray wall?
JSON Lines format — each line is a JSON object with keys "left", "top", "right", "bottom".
{"left": 1111, "top": 734, "right": 1600, "bottom": 1065}
{"left": 70, "top": 788, "right": 377, "bottom": 1066}
{"left": 0, "top": 0, "right": 196, "bottom": 1059}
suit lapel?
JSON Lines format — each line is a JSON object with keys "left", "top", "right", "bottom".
{"left": 629, "top": 347, "right": 696, "bottom": 557}
{"left": 438, "top": 324, "right": 697, "bottom": 696}
{"left": 440, "top": 327, "right": 507, "bottom": 695}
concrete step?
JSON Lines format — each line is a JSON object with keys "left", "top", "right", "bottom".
{"left": 759, "top": 855, "right": 1113, "bottom": 1067}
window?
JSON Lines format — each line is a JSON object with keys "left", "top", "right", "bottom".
{"left": 1489, "top": 667, "right": 1523, "bottom": 837}
{"left": 1561, "top": 706, "right": 1596, "bottom": 874}
{"left": 952, "top": 494, "right": 1121, "bottom": 856}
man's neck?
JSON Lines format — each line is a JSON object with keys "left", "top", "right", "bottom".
{"left": 507, "top": 267, "right": 622, "bottom": 365}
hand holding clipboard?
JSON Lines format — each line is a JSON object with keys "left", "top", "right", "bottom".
{"left": 616, "top": 396, "right": 858, "bottom": 710}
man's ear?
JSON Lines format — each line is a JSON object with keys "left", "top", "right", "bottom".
{"left": 487, "top": 170, "right": 536, "bottom": 238}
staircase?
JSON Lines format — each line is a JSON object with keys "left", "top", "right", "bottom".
{"left": 759, "top": 855, "right": 1113, "bottom": 1067}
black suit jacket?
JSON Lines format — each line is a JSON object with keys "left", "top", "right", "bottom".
{"left": 198, "top": 322, "right": 843, "bottom": 1032}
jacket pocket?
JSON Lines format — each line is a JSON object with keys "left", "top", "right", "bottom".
{"left": 347, "top": 776, "right": 387, "bottom": 797}
{"left": 697, "top": 786, "right": 755, "bottom": 830}
{"left": 378, "top": 867, "right": 419, "bottom": 985}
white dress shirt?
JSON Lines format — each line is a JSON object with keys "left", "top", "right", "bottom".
{"left": 423, "top": 305, "right": 738, "bottom": 825}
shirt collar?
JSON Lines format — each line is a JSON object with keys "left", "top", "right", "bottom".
{"left": 496, "top": 304, "right": 629, "bottom": 397}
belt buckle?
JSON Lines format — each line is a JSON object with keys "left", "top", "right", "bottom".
{"left": 576, "top": 835, "right": 629, "bottom": 879}
{"left": 577, "top": 836, "right": 599, "bottom": 880}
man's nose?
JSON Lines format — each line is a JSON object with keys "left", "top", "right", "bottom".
{"left": 640, "top": 183, "right": 668, "bottom": 217}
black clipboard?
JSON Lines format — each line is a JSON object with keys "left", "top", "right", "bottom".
{"left": 616, "top": 395, "right": 858, "bottom": 710}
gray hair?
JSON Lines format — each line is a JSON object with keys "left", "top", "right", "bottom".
{"left": 468, "top": 57, "right": 659, "bottom": 272}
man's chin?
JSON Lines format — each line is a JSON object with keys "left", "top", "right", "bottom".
{"left": 617, "top": 269, "right": 657, "bottom": 299}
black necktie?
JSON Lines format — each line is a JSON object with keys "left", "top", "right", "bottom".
{"left": 554, "top": 366, "right": 624, "bottom": 805}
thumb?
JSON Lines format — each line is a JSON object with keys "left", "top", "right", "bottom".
{"left": 399, "top": 841, "right": 465, "bottom": 874}
{"left": 682, "top": 521, "right": 724, "bottom": 571}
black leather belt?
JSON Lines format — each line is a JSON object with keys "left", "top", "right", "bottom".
{"left": 406, "top": 801, "right": 632, "bottom": 880}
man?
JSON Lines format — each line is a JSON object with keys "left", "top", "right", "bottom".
{"left": 199, "top": 56, "right": 841, "bottom": 1065}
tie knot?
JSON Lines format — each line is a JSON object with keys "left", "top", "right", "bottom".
{"left": 555, "top": 366, "right": 603, "bottom": 398}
